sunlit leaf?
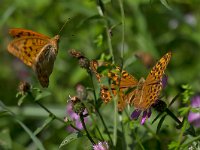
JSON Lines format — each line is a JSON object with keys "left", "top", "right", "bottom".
{"left": 35, "top": 91, "right": 51, "bottom": 101}
{"left": 59, "top": 132, "right": 84, "bottom": 149}
{"left": 160, "top": 0, "right": 172, "bottom": 10}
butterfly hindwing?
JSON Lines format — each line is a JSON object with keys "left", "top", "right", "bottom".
{"left": 90, "top": 60, "right": 138, "bottom": 111}
{"left": 33, "top": 37, "right": 59, "bottom": 87}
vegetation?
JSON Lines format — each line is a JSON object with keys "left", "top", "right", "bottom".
{"left": 0, "top": 0, "right": 200, "bottom": 149}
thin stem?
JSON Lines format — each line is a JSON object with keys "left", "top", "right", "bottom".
{"left": 113, "top": 0, "right": 125, "bottom": 146}
{"left": 132, "top": 129, "right": 145, "bottom": 150}
{"left": 97, "top": 1, "right": 117, "bottom": 144}
{"left": 89, "top": 72, "right": 97, "bottom": 105}
{"left": 27, "top": 91, "right": 81, "bottom": 132}
{"left": 35, "top": 101, "right": 81, "bottom": 132}
{"left": 80, "top": 113, "right": 95, "bottom": 145}
{"left": 113, "top": 96, "right": 118, "bottom": 146}
{"left": 96, "top": 108, "right": 113, "bottom": 146}
{"left": 106, "top": 26, "right": 115, "bottom": 63}
{"left": 96, "top": 125, "right": 104, "bottom": 141}
{"left": 118, "top": 0, "right": 125, "bottom": 59}
{"left": 120, "top": 114, "right": 127, "bottom": 149}
{"left": 89, "top": 72, "right": 113, "bottom": 146}
{"left": 143, "top": 124, "right": 160, "bottom": 141}
{"left": 176, "top": 120, "right": 187, "bottom": 150}
{"left": 96, "top": 0, "right": 115, "bottom": 63}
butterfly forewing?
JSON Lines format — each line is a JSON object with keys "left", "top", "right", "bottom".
{"left": 145, "top": 52, "right": 172, "bottom": 84}
{"left": 9, "top": 28, "right": 50, "bottom": 39}
{"left": 131, "top": 52, "right": 172, "bottom": 110}
{"left": 7, "top": 28, "right": 59, "bottom": 87}
{"left": 8, "top": 36, "right": 49, "bottom": 66}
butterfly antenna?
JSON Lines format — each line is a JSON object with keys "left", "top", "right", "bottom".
{"left": 57, "top": 18, "right": 71, "bottom": 36}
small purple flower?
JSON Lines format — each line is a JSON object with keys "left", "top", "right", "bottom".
{"left": 93, "top": 141, "right": 109, "bottom": 150}
{"left": 131, "top": 108, "right": 152, "bottom": 125}
{"left": 188, "top": 95, "right": 200, "bottom": 127}
{"left": 130, "top": 75, "right": 169, "bottom": 124}
{"left": 66, "top": 102, "right": 88, "bottom": 132}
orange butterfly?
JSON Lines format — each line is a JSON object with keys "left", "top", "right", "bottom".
{"left": 7, "top": 28, "right": 59, "bottom": 87}
{"left": 90, "top": 52, "right": 172, "bottom": 111}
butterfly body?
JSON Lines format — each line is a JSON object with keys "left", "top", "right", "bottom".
{"left": 7, "top": 28, "right": 59, "bottom": 87}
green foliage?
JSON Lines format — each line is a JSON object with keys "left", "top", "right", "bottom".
{"left": 1, "top": 0, "right": 200, "bottom": 149}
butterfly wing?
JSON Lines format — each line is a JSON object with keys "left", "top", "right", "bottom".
{"left": 7, "top": 36, "right": 50, "bottom": 66}
{"left": 33, "top": 36, "right": 59, "bottom": 87}
{"left": 9, "top": 28, "right": 50, "bottom": 39}
{"left": 132, "top": 52, "right": 172, "bottom": 110}
{"left": 146, "top": 52, "right": 172, "bottom": 84}
{"left": 90, "top": 60, "right": 138, "bottom": 111}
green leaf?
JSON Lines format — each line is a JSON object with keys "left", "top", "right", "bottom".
{"left": 152, "top": 112, "right": 164, "bottom": 124}
{"left": 14, "top": 118, "right": 45, "bottom": 150}
{"left": 160, "top": 0, "right": 172, "bottom": 10}
{"left": 59, "top": 132, "right": 84, "bottom": 149}
{"left": 35, "top": 91, "right": 51, "bottom": 101}
{"left": 0, "top": 129, "right": 12, "bottom": 149}
{"left": 180, "top": 134, "right": 200, "bottom": 149}
{"left": 0, "top": 101, "right": 45, "bottom": 150}
{"left": 168, "top": 93, "right": 180, "bottom": 108}
{"left": 178, "top": 107, "right": 190, "bottom": 116}
{"left": 34, "top": 116, "right": 54, "bottom": 136}
{"left": 168, "top": 141, "right": 179, "bottom": 149}
{"left": 156, "top": 114, "right": 167, "bottom": 134}
{"left": 17, "top": 94, "right": 28, "bottom": 106}
{"left": 190, "top": 107, "right": 200, "bottom": 113}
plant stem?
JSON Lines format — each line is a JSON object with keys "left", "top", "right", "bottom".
{"left": 80, "top": 113, "right": 95, "bottom": 145}
{"left": 89, "top": 72, "right": 113, "bottom": 146}
{"left": 96, "top": 125, "right": 104, "bottom": 141}
{"left": 113, "top": 96, "right": 118, "bottom": 146}
{"left": 118, "top": 0, "right": 125, "bottom": 59}
{"left": 96, "top": 108, "right": 113, "bottom": 146}
{"left": 35, "top": 101, "right": 81, "bottom": 132}
{"left": 89, "top": 72, "right": 97, "bottom": 105}
{"left": 96, "top": 0, "right": 115, "bottom": 63}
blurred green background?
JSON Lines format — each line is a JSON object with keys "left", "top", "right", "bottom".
{"left": 0, "top": 0, "right": 200, "bottom": 149}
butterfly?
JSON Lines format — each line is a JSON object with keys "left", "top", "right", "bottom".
{"left": 7, "top": 28, "right": 60, "bottom": 87}
{"left": 90, "top": 52, "right": 172, "bottom": 111}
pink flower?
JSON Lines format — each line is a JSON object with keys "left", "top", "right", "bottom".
{"left": 66, "top": 102, "right": 88, "bottom": 132}
{"left": 188, "top": 95, "right": 200, "bottom": 127}
{"left": 131, "top": 108, "right": 152, "bottom": 125}
{"left": 93, "top": 141, "right": 109, "bottom": 150}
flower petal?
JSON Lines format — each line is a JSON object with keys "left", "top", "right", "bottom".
{"left": 141, "top": 110, "right": 148, "bottom": 125}
{"left": 131, "top": 109, "right": 142, "bottom": 120}
{"left": 147, "top": 108, "right": 152, "bottom": 118}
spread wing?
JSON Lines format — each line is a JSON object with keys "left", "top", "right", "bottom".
{"left": 9, "top": 28, "right": 50, "bottom": 39}
{"left": 131, "top": 52, "right": 172, "bottom": 110}
{"left": 7, "top": 36, "right": 49, "bottom": 66}
{"left": 90, "top": 60, "right": 138, "bottom": 111}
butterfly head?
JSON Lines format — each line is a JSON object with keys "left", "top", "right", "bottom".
{"left": 54, "top": 35, "right": 60, "bottom": 41}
